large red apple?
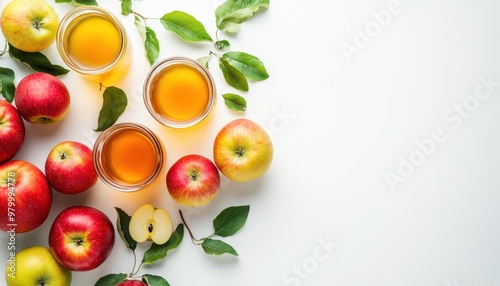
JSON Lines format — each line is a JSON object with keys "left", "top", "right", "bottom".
{"left": 49, "top": 206, "right": 115, "bottom": 271}
{"left": 213, "top": 119, "right": 273, "bottom": 182}
{"left": 0, "top": 101, "right": 25, "bottom": 163}
{"left": 0, "top": 160, "right": 52, "bottom": 233}
{"left": 117, "top": 280, "right": 147, "bottom": 286}
{"left": 166, "top": 154, "right": 220, "bottom": 207}
{"left": 14, "top": 72, "right": 70, "bottom": 124}
{"left": 45, "top": 141, "right": 98, "bottom": 194}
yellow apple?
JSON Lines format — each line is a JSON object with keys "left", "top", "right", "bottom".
{"left": 129, "top": 204, "right": 173, "bottom": 245}
{"left": 0, "top": 0, "right": 59, "bottom": 52}
{"left": 5, "top": 245, "right": 71, "bottom": 286}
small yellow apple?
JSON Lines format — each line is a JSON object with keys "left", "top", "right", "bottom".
{"left": 0, "top": 0, "right": 59, "bottom": 52}
{"left": 129, "top": 204, "right": 173, "bottom": 245}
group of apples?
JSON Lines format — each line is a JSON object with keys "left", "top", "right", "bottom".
{"left": 0, "top": 0, "right": 274, "bottom": 285}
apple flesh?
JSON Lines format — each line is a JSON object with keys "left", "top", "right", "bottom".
{"left": 0, "top": 0, "right": 59, "bottom": 52}
{"left": 5, "top": 245, "right": 71, "bottom": 286}
{"left": 166, "top": 154, "right": 220, "bottom": 207}
{"left": 129, "top": 204, "right": 173, "bottom": 245}
{"left": 49, "top": 206, "right": 115, "bottom": 271}
{"left": 14, "top": 72, "right": 70, "bottom": 124}
{"left": 0, "top": 160, "right": 52, "bottom": 233}
{"left": 213, "top": 119, "right": 273, "bottom": 182}
{"left": 45, "top": 141, "right": 98, "bottom": 194}
{"left": 0, "top": 101, "right": 25, "bottom": 163}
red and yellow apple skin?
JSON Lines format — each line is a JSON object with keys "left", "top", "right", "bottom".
{"left": 45, "top": 141, "right": 98, "bottom": 194}
{"left": 0, "top": 101, "right": 25, "bottom": 163}
{"left": 14, "top": 72, "right": 70, "bottom": 124}
{"left": 166, "top": 154, "right": 220, "bottom": 207}
{"left": 49, "top": 206, "right": 115, "bottom": 271}
{"left": 0, "top": 160, "right": 52, "bottom": 233}
{"left": 213, "top": 119, "right": 273, "bottom": 182}
{"left": 0, "top": 0, "right": 59, "bottom": 52}
{"left": 117, "top": 280, "right": 147, "bottom": 286}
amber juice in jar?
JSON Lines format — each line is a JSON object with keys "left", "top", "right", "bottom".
{"left": 56, "top": 6, "right": 132, "bottom": 84}
{"left": 93, "top": 123, "right": 164, "bottom": 191}
{"left": 144, "top": 57, "right": 216, "bottom": 128}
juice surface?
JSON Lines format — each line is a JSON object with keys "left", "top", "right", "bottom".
{"left": 67, "top": 15, "right": 121, "bottom": 69}
{"left": 151, "top": 64, "right": 209, "bottom": 121}
{"left": 102, "top": 129, "right": 157, "bottom": 184}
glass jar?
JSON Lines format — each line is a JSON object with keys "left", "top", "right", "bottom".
{"left": 143, "top": 57, "right": 216, "bottom": 128}
{"left": 92, "top": 123, "right": 165, "bottom": 192}
{"left": 56, "top": 6, "right": 132, "bottom": 84}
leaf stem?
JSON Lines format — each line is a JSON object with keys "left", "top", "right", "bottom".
{"left": 179, "top": 210, "right": 204, "bottom": 245}
{"left": 0, "top": 41, "right": 7, "bottom": 57}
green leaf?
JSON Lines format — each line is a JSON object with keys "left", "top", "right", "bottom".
{"left": 215, "top": 0, "right": 270, "bottom": 33}
{"left": 94, "top": 273, "right": 127, "bottom": 286}
{"left": 75, "top": 0, "right": 99, "bottom": 5}
{"left": 219, "top": 57, "right": 248, "bottom": 91}
{"left": 222, "top": 93, "right": 246, "bottom": 111}
{"left": 213, "top": 205, "right": 250, "bottom": 236}
{"left": 95, "top": 86, "right": 128, "bottom": 131}
{"left": 121, "top": 0, "right": 132, "bottom": 15}
{"left": 0, "top": 67, "right": 15, "bottom": 103}
{"left": 8, "top": 44, "right": 70, "bottom": 76}
{"left": 215, "top": 40, "right": 231, "bottom": 50}
{"left": 55, "top": 0, "right": 98, "bottom": 6}
{"left": 222, "top": 51, "right": 269, "bottom": 81}
{"left": 201, "top": 238, "right": 239, "bottom": 256}
{"left": 115, "top": 207, "right": 137, "bottom": 251}
{"left": 134, "top": 16, "right": 160, "bottom": 65}
{"left": 196, "top": 55, "right": 211, "bottom": 69}
{"left": 142, "top": 274, "right": 170, "bottom": 286}
{"left": 142, "top": 224, "right": 184, "bottom": 264}
{"left": 160, "top": 11, "right": 213, "bottom": 42}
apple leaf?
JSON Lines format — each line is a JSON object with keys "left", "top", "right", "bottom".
{"left": 115, "top": 207, "right": 137, "bottom": 251}
{"left": 201, "top": 238, "right": 239, "bottom": 256}
{"left": 160, "top": 11, "right": 213, "bottom": 42}
{"left": 134, "top": 16, "right": 160, "bottom": 65}
{"left": 55, "top": 0, "right": 98, "bottom": 6}
{"left": 213, "top": 205, "right": 250, "bottom": 237}
{"left": 95, "top": 86, "right": 128, "bottom": 131}
{"left": 215, "top": 0, "right": 270, "bottom": 33}
{"left": 0, "top": 67, "right": 15, "bottom": 103}
{"left": 94, "top": 273, "right": 127, "bottom": 286}
{"left": 143, "top": 274, "right": 170, "bottom": 286}
{"left": 121, "top": 0, "right": 132, "bottom": 15}
{"left": 219, "top": 57, "right": 249, "bottom": 91}
{"left": 222, "top": 93, "right": 246, "bottom": 111}
{"left": 196, "top": 55, "right": 211, "bottom": 69}
{"left": 8, "top": 44, "right": 70, "bottom": 76}
{"left": 222, "top": 51, "right": 269, "bottom": 81}
{"left": 142, "top": 224, "right": 184, "bottom": 265}
{"left": 215, "top": 39, "right": 231, "bottom": 50}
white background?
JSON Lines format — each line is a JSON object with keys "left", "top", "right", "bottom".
{"left": 1, "top": 0, "right": 500, "bottom": 285}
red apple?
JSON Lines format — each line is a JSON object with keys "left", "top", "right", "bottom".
{"left": 117, "top": 280, "right": 147, "bottom": 286}
{"left": 166, "top": 154, "right": 220, "bottom": 207}
{"left": 0, "top": 160, "right": 52, "bottom": 233}
{"left": 49, "top": 206, "right": 115, "bottom": 271}
{"left": 0, "top": 100, "right": 25, "bottom": 163}
{"left": 14, "top": 72, "right": 70, "bottom": 124}
{"left": 45, "top": 141, "right": 98, "bottom": 194}
{"left": 213, "top": 119, "right": 273, "bottom": 182}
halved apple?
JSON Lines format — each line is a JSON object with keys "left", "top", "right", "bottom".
{"left": 129, "top": 204, "right": 173, "bottom": 245}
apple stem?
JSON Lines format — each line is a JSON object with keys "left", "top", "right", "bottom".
{"left": 179, "top": 210, "right": 203, "bottom": 244}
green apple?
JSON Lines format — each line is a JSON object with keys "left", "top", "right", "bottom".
{"left": 213, "top": 119, "right": 273, "bottom": 182}
{"left": 0, "top": 0, "right": 59, "bottom": 52}
{"left": 5, "top": 245, "right": 71, "bottom": 286}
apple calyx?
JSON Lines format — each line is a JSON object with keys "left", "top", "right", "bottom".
{"left": 235, "top": 147, "right": 245, "bottom": 157}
